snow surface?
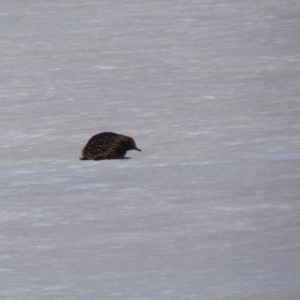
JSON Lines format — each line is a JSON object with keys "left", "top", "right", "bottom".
{"left": 1, "top": 1, "right": 300, "bottom": 299}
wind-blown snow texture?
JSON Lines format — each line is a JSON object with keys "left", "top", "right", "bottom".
{"left": 1, "top": 1, "right": 300, "bottom": 299}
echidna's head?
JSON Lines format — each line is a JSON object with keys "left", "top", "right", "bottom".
{"left": 126, "top": 137, "right": 141, "bottom": 152}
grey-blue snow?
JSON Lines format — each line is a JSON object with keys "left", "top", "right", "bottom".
{"left": 0, "top": 1, "right": 300, "bottom": 299}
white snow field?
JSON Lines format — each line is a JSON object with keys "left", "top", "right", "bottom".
{"left": 1, "top": 1, "right": 300, "bottom": 299}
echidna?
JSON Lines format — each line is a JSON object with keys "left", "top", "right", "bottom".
{"left": 80, "top": 132, "right": 141, "bottom": 160}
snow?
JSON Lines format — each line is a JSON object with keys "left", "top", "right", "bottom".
{"left": 1, "top": 1, "right": 300, "bottom": 299}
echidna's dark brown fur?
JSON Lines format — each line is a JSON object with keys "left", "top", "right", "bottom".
{"left": 80, "top": 132, "right": 141, "bottom": 160}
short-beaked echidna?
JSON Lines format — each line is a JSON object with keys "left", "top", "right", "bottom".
{"left": 80, "top": 132, "right": 141, "bottom": 160}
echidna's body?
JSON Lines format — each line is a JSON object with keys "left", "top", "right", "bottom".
{"left": 80, "top": 132, "right": 141, "bottom": 160}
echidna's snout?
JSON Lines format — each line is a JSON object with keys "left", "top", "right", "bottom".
{"left": 129, "top": 138, "right": 141, "bottom": 152}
